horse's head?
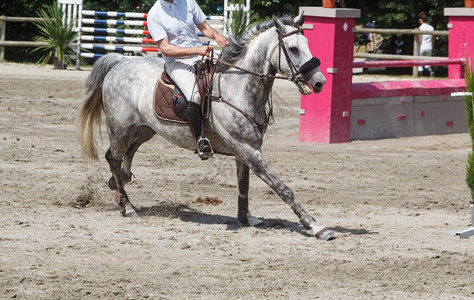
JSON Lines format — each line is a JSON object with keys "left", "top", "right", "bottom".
{"left": 271, "top": 15, "right": 326, "bottom": 95}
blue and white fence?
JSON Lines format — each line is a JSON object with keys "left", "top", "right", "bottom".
{"left": 78, "top": 10, "right": 225, "bottom": 60}
{"left": 58, "top": 0, "right": 251, "bottom": 67}
{"left": 79, "top": 10, "right": 156, "bottom": 59}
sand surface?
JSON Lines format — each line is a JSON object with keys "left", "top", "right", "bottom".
{"left": 1, "top": 62, "right": 473, "bottom": 299}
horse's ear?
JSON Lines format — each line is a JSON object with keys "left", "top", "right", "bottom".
{"left": 294, "top": 11, "right": 305, "bottom": 27}
{"left": 272, "top": 15, "right": 284, "bottom": 33}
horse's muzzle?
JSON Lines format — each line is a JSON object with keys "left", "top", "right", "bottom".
{"left": 312, "top": 81, "right": 324, "bottom": 94}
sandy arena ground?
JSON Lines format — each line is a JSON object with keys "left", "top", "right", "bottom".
{"left": 1, "top": 62, "right": 473, "bottom": 299}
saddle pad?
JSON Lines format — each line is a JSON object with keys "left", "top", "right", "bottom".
{"left": 153, "top": 75, "right": 187, "bottom": 124}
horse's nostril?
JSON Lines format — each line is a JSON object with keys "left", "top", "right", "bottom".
{"left": 315, "top": 82, "right": 322, "bottom": 89}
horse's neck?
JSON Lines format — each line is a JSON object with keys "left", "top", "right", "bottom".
{"left": 239, "top": 29, "right": 278, "bottom": 79}
{"left": 222, "top": 30, "right": 278, "bottom": 114}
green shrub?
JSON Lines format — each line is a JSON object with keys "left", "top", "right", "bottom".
{"left": 32, "top": 2, "right": 77, "bottom": 68}
{"left": 465, "top": 58, "right": 474, "bottom": 199}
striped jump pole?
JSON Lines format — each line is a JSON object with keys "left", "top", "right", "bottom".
{"left": 79, "top": 9, "right": 225, "bottom": 59}
{"left": 81, "top": 27, "right": 150, "bottom": 35}
{"left": 81, "top": 43, "right": 160, "bottom": 52}
{"left": 82, "top": 10, "right": 147, "bottom": 18}
{"left": 82, "top": 18, "right": 147, "bottom": 26}
{"left": 82, "top": 10, "right": 223, "bottom": 20}
{"left": 81, "top": 35, "right": 218, "bottom": 45}
{"left": 81, "top": 35, "right": 155, "bottom": 44}
{"left": 82, "top": 18, "right": 224, "bottom": 29}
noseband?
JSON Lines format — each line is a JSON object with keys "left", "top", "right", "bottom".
{"left": 207, "top": 22, "right": 321, "bottom": 84}
{"left": 276, "top": 27, "right": 321, "bottom": 82}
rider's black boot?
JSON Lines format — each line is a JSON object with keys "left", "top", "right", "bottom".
{"left": 187, "top": 102, "right": 213, "bottom": 160}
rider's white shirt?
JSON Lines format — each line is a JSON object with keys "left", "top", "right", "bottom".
{"left": 419, "top": 23, "right": 434, "bottom": 51}
{"left": 147, "top": 0, "right": 207, "bottom": 62}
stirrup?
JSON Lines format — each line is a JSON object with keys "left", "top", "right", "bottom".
{"left": 197, "top": 137, "right": 213, "bottom": 160}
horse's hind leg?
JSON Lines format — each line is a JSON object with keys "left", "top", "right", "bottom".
{"left": 105, "top": 149, "right": 127, "bottom": 207}
{"left": 105, "top": 120, "right": 137, "bottom": 215}
{"left": 124, "top": 125, "right": 156, "bottom": 177}
{"left": 108, "top": 125, "right": 156, "bottom": 191}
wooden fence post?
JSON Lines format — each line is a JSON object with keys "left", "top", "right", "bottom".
{"left": 413, "top": 35, "right": 419, "bottom": 77}
{"left": 0, "top": 16, "right": 6, "bottom": 60}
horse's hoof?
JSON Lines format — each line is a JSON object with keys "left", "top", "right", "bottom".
{"left": 108, "top": 176, "right": 117, "bottom": 190}
{"left": 123, "top": 202, "right": 140, "bottom": 217}
{"left": 247, "top": 212, "right": 263, "bottom": 226}
{"left": 312, "top": 225, "right": 335, "bottom": 241}
{"left": 115, "top": 191, "right": 127, "bottom": 207}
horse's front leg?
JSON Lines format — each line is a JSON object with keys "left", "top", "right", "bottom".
{"left": 238, "top": 147, "right": 334, "bottom": 240}
{"left": 236, "top": 158, "right": 263, "bottom": 226}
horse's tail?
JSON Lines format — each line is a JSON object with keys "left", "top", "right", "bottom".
{"left": 77, "top": 53, "right": 123, "bottom": 160}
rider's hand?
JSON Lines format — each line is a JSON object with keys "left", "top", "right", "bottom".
{"left": 215, "top": 34, "right": 229, "bottom": 48}
{"left": 196, "top": 45, "right": 212, "bottom": 56}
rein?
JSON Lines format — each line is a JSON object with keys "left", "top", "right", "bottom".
{"left": 206, "top": 49, "right": 275, "bottom": 135}
{"left": 208, "top": 26, "right": 320, "bottom": 84}
{"left": 207, "top": 28, "right": 303, "bottom": 82}
{"left": 209, "top": 56, "right": 284, "bottom": 81}
{"left": 201, "top": 24, "right": 319, "bottom": 134}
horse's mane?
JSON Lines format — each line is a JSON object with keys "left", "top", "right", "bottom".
{"left": 216, "top": 15, "right": 296, "bottom": 72}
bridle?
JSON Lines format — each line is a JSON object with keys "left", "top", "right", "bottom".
{"left": 208, "top": 22, "right": 321, "bottom": 84}
{"left": 201, "top": 19, "right": 322, "bottom": 134}
{"left": 276, "top": 28, "right": 321, "bottom": 83}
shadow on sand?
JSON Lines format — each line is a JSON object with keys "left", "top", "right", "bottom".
{"left": 133, "top": 201, "right": 377, "bottom": 238}
{"left": 135, "top": 201, "right": 311, "bottom": 236}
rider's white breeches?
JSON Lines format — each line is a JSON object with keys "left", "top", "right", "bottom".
{"left": 165, "top": 55, "right": 202, "bottom": 105}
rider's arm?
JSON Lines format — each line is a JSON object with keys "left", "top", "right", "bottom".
{"left": 196, "top": 21, "right": 229, "bottom": 47}
{"left": 156, "top": 38, "right": 211, "bottom": 57}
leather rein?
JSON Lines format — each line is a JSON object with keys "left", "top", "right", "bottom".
{"left": 202, "top": 25, "right": 320, "bottom": 135}
{"left": 209, "top": 28, "right": 306, "bottom": 83}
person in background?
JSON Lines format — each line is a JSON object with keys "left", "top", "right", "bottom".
{"left": 147, "top": 0, "right": 229, "bottom": 160}
{"left": 417, "top": 12, "right": 435, "bottom": 77}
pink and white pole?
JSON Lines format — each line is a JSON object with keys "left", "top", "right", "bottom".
{"left": 445, "top": 7, "right": 474, "bottom": 79}
{"left": 298, "top": 7, "right": 360, "bottom": 143}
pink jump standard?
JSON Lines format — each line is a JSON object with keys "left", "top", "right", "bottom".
{"left": 445, "top": 7, "right": 474, "bottom": 79}
{"left": 298, "top": 7, "right": 361, "bottom": 143}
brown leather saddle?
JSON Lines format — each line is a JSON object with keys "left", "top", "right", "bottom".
{"left": 153, "top": 60, "right": 214, "bottom": 124}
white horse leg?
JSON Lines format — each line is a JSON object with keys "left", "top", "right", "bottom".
{"left": 237, "top": 147, "right": 334, "bottom": 240}
{"left": 236, "top": 159, "right": 263, "bottom": 226}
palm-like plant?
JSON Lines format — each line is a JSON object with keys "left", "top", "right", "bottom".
{"left": 464, "top": 58, "right": 474, "bottom": 199}
{"left": 32, "top": 3, "right": 77, "bottom": 69}
{"left": 224, "top": 0, "right": 253, "bottom": 38}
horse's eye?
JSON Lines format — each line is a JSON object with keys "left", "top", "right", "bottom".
{"left": 289, "top": 47, "right": 299, "bottom": 53}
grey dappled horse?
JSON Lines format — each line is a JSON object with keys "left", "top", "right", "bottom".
{"left": 78, "top": 15, "right": 333, "bottom": 239}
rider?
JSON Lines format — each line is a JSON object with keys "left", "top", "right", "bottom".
{"left": 147, "top": 0, "right": 229, "bottom": 160}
